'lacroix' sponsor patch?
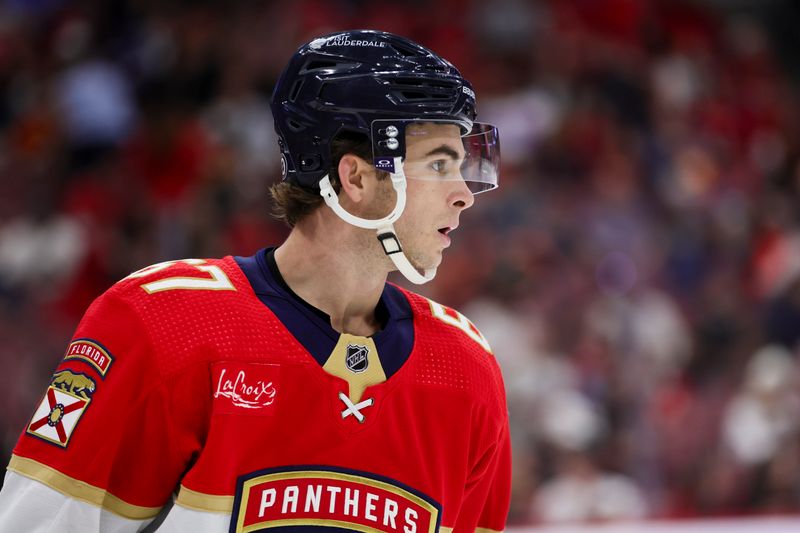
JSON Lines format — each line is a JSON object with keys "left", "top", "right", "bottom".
{"left": 64, "top": 339, "right": 114, "bottom": 377}
{"left": 230, "top": 466, "right": 440, "bottom": 533}
{"left": 212, "top": 362, "right": 279, "bottom": 416}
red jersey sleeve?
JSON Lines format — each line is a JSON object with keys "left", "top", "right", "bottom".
{"left": 399, "top": 289, "right": 513, "bottom": 532}
{"left": 9, "top": 287, "right": 210, "bottom": 521}
{"left": 453, "top": 419, "right": 511, "bottom": 532}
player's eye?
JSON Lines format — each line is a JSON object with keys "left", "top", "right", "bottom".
{"left": 431, "top": 159, "right": 450, "bottom": 174}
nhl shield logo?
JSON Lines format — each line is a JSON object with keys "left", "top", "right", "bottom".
{"left": 345, "top": 344, "right": 369, "bottom": 373}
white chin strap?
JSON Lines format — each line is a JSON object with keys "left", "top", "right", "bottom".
{"left": 319, "top": 156, "right": 436, "bottom": 284}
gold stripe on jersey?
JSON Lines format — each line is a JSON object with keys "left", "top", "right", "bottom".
{"left": 8, "top": 454, "right": 161, "bottom": 519}
{"left": 175, "top": 484, "right": 234, "bottom": 513}
{"left": 439, "top": 526, "right": 503, "bottom": 533}
{"left": 322, "top": 334, "right": 386, "bottom": 403}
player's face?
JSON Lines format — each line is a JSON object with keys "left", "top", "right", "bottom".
{"left": 392, "top": 123, "right": 475, "bottom": 270}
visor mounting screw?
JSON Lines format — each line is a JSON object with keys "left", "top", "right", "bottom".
{"left": 385, "top": 125, "right": 399, "bottom": 138}
{"left": 386, "top": 138, "right": 399, "bottom": 150}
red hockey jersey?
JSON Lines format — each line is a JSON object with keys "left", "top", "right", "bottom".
{"left": 1, "top": 252, "right": 511, "bottom": 532}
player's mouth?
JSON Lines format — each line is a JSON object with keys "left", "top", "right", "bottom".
{"left": 437, "top": 223, "right": 458, "bottom": 236}
{"left": 437, "top": 224, "right": 457, "bottom": 246}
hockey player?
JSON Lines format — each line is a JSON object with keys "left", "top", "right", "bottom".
{"left": 0, "top": 30, "right": 510, "bottom": 532}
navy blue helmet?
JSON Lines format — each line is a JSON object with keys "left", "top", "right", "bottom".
{"left": 270, "top": 30, "right": 478, "bottom": 190}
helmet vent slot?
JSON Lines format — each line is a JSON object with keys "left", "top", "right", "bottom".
{"left": 400, "top": 91, "right": 426, "bottom": 100}
{"left": 389, "top": 77, "right": 456, "bottom": 90}
{"left": 396, "top": 90, "right": 450, "bottom": 102}
{"left": 302, "top": 59, "right": 339, "bottom": 72}
{"left": 289, "top": 79, "right": 304, "bottom": 102}
{"left": 389, "top": 43, "right": 423, "bottom": 57}
{"left": 287, "top": 119, "right": 306, "bottom": 133}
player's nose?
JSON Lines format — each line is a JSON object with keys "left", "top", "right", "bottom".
{"left": 449, "top": 177, "right": 475, "bottom": 210}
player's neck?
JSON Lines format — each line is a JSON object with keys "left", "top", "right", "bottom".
{"left": 274, "top": 224, "right": 387, "bottom": 337}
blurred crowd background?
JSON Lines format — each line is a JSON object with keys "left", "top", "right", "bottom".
{"left": 1, "top": 0, "right": 800, "bottom": 527}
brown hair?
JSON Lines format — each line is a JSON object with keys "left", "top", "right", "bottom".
{"left": 270, "top": 131, "right": 387, "bottom": 227}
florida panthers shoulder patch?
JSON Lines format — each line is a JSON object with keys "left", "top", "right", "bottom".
{"left": 26, "top": 370, "right": 96, "bottom": 448}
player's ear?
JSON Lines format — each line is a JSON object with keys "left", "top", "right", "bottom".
{"left": 337, "top": 154, "right": 374, "bottom": 203}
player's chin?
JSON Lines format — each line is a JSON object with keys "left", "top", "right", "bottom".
{"left": 403, "top": 237, "right": 446, "bottom": 271}
{"left": 415, "top": 249, "right": 444, "bottom": 271}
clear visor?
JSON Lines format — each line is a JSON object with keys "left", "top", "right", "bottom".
{"left": 372, "top": 120, "right": 500, "bottom": 194}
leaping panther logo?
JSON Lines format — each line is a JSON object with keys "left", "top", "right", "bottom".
{"left": 51, "top": 370, "right": 96, "bottom": 399}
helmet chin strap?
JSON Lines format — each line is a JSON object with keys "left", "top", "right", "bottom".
{"left": 319, "top": 156, "right": 436, "bottom": 285}
{"left": 374, "top": 228, "right": 437, "bottom": 284}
